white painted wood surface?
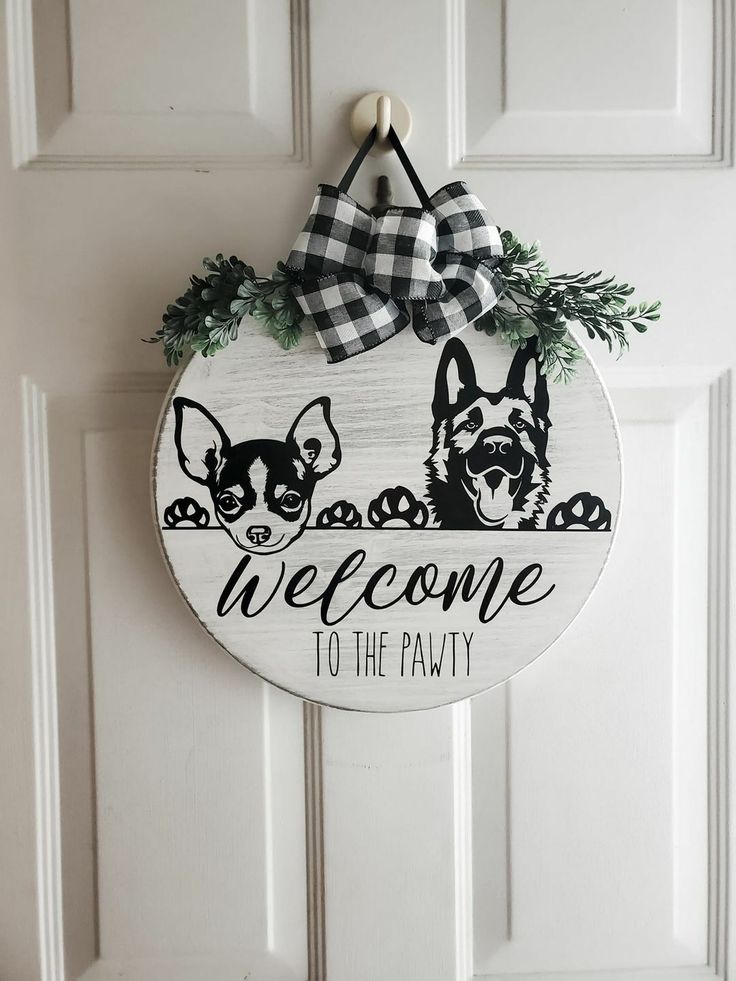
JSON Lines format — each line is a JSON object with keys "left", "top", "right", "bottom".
{"left": 0, "top": 0, "right": 733, "bottom": 979}
{"left": 154, "top": 329, "right": 621, "bottom": 710}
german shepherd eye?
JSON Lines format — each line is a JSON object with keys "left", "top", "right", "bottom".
{"left": 458, "top": 419, "right": 479, "bottom": 433}
{"left": 218, "top": 492, "right": 240, "bottom": 514}
{"left": 512, "top": 418, "right": 526, "bottom": 431}
{"left": 281, "top": 491, "right": 303, "bottom": 512}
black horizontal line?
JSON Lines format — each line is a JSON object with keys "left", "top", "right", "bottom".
{"left": 160, "top": 527, "right": 611, "bottom": 533}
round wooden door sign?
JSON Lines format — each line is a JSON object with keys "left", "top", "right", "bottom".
{"left": 153, "top": 324, "right": 621, "bottom": 711}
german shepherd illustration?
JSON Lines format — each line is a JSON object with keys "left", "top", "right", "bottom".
{"left": 173, "top": 396, "right": 341, "bottom": 554}
{"left": 426, "top": 337, "right": 551, "bottom": 529}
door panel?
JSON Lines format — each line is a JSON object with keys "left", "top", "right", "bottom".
{"left": 27, "top": 386, "right": 313, "bottom": 979}
{"left": 8, "top": 0, "right": 308, "bottom": 167}
{"left": 453, "top": 0, "right": 725, "bottom": 165}
{"left": 470, "top": 381, "right": 718, "bottom": 975}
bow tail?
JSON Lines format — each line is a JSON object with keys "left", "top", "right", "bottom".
{"left": 293, "top": 272, "right": 410, "bottom": 364}
{"left": 412, "top": 254, "right": 505, "bottom": 344}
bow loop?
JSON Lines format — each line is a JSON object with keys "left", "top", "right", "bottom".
{"left": 287, "top": 185, "right": 373, "bottom": 278}
{"left": 431, "top": 182, "right": 504, "bottom": 259}
{"left": 364, "top": 209, "right": 443, "bottom": 300}
{"left": 413, "top": 253, "right": 505, "bottom": 344}
{"left": 287, "top": 181, "right": 504, "bottom": 363}
{"left": 293, "top": 271, "right": 410, "bottom": 362}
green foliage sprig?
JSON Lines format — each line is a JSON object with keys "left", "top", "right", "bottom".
{"left": 474, "top": 231, "right": 661, "bottom": 382}
{"left": 147, "top": 233, "right": 659, "bottom": 379}
{"left": 146, "top": 255, "right": 304, "bottom": 366}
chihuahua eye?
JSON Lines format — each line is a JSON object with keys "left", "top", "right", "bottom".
{"left": 281, "top": 491, "right": 303, "bottom": 512}
{"left": 217, "top": 492, "right": 240, "bottom": 514}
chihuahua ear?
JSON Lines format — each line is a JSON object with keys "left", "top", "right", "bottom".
{"left": 432, "top": 338, "right": 477, "bottom": 419}
{"left": 506, "top": 338, "right": 550, "bottom": 425}
{"left": 287, "top": 397, "right": 341, "bottom": 479}
{"left": 173, "top": 397, "right": 230, "bottom": 485}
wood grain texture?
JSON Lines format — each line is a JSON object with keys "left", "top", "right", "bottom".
{"left": 152, "top": 325, "right": 622, "bottom": 711}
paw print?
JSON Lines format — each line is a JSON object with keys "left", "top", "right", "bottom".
{"left": 164, "top": 496, "right": 210, "bottom": 529}
{"left": 368, "top": 486, "right": 429, "bottom": 529}
{"left": 546, "top": 492, "right": 611, "bottom": 531}
{"left": 316, "top": 500, "right": 363, "bottom": 528}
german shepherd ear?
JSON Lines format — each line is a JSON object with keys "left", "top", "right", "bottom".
{"left": 173, "top": 397, "right": 230, "bottom": 485}
{"left": 506, "top": 339, "right": 550, "bottom": 424}
{"left": 287, "top": 397, "right": 342, "bottom": 479}
{"left": 433, "top": 338, "right": 477, "bottom": 419}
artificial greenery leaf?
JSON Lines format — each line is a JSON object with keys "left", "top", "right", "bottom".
{"left": 474, "top": 231, "right": 661, "bottom": 381}
{"left": 147, "top": 236, "right": 659, "bottom": 381}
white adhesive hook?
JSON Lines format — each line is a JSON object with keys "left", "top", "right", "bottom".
{"left": 350, "top": 91, "right": 412, "bottom": 156}
{"left": 376, "top": 94, "right": 391, "bottom": 144}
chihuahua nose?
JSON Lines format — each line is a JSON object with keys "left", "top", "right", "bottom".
{"left": 484, "top": 434, "right": 513, "bottom": 455}
{"left": 246, "top": 525, "right": 271, "bottom": 545}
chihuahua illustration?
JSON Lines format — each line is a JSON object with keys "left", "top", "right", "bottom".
{"left": 173, "top": 396, "right": 341, "bottom": 554}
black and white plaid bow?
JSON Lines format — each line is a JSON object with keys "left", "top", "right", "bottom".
{"left": 286, "top": 180, "right": 505, "bottom": 363}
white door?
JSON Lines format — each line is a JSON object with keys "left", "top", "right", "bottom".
{"left": 1, "top": 1, "right": 732, "bottom": 979}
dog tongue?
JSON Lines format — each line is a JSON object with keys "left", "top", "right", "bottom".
{"left": 484, "top": 470, "right": 505, "bottom": 494}
{"left": 474, "top": 468, "right": 509, "bottom": 520}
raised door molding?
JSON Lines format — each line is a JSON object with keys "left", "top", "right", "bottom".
{"left": 22, "top": 376, "right": 325, "bottom": 979}
{"left": 448, "top": 0, "right": 734, "bottom": 168}
{"left": 455, "top": 370, "right": 731, "bottom": 979}
{"left": 6, "top": 0, "right": 310, "bottom": 169}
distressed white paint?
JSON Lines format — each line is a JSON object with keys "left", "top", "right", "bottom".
{"left": 0, "top": 0, "right": 733, "bottom": 979}
{"left": 153, "top": 328, "right": 621, "bottom": 710}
